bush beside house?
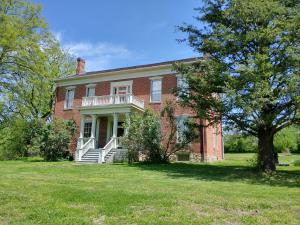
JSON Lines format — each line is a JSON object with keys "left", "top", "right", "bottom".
{"left": 121, "top": 101, "right": 197, "bottom": 163}
{"left": 0, "top": 119, "right": 76, "bottom": 161}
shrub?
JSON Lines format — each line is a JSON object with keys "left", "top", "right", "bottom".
{"left": 38, "top": 119, "right": 76, "bottom": 161}
{"left": 274, "top": 126, "right": 299, "bottom": 153}
{"left": 121, "top": 109, "right": 162, "bottom": 163}
{"left": 121, "top": 101, "right": 197, "bottom": 163}
{"left": 142, "top": 110, "right": 163, "bottom": 163}
{"left": 160, "top": 100, "right": 197, "bottom": 161}
{"left": 25, "top": 120, "right": 46, "bottom": 156}
{"left": 0, "top": 118, "right": 28, "bottom": 160}
{"left": 294, "top": 160, "right": 300, "bottom": 167}
{"left": 0, "top": 118, "right": 76, "bottom": 161}
{"left": 224, "top": 133, "right": 257, "bottom": 153}
{"left": 120, "top": 112, "right": 146, "bottom": 163}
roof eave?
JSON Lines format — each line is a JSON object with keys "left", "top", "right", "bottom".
{"left": 55, "top": 57, "right": 200, "bottom": 83}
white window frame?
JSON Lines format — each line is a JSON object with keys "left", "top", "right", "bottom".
{"left": 83, "top": 121, "right": 92, "bottom": 138}
{"left": 150, "top": 77, "right": 162, "bottom": 103}
{"left": 176, "top": 75, "right": 189, "bottom": 100}
{"left": 86, "top": 84, "right": 96, "bottom": 97}
{"left": 176, "top": 115, "right": 189, "bottom": 143}
{"left": 64, "top": 86, "right": 75, "bottom": 110}
{"left": 110, "top": 80, "right": 133, "bottom": 95}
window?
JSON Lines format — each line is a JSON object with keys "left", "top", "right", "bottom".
{"left": 176, "top": 116, "right": 188, "bottom": 143}
{"left": 176, "top": 152, "right": 190, "bottom": 161}
{"left": 150, "top": 78, "right": 162, "bottom": 102}
{"left": 86, "top": 85, "right": 95, "bottom": 97}
{"left": 177, "top": 76, "right": 189, "bottom": 100}
{"left": 83, "top": 122, "right": 92, "bottom": 138}
{"left": 65, "top": 87, "right": 75, "bottom": 109}
{"left": 114, "top": 86, "right": 127, "bottom": 95}
{"left": 111, "top": 80, "right": 133, "bottom": 95}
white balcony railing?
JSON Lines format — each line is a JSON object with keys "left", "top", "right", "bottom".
{"left": 82, "top": 94, "right": 144, "bottom": 109}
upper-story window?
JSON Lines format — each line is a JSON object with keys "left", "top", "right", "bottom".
{"left": 64, "top": 86, "right": 75, "bottom": 109}
{"left": 111, "top": 80, "right": 133, "bottom": 95}
{"left": 150, "top": 77, "right": 162, "bottom": 103}
{"left": 177, "top": 75, "right": 189, "bottom": 100}
{"left": 86, "top": 84, "right": 96, "bottom": 97}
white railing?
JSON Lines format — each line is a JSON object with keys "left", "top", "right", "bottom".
{"left": 78, "top": 137, "right": 95, "bottom": 160}
{"left": 82, "top": 94, "right": 144, "bottom": 109}
{"left": 100, "top": 137, "right": 117, "bottom": 163}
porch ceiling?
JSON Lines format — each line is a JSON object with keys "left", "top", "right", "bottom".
{"left": 78, "top": 103, "right": 144, "bottom": 115}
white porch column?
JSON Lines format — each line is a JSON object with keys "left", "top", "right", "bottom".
{"left": 91, "top": 115, "right": 97, "bottom": 148}
{"left": 113, "top": 113, "right": 118, "bottom": 138}
{"left": 77, "top": 115, "right": 85, "bottom": 161}
{"left": 125, "top": 112, "right": 130, "bottom": 135}
{"left": 91, "top": 115, "right": 96, "bottom": 138}
{"left": 79, "top": 115, "right": 85, "bottom": 147}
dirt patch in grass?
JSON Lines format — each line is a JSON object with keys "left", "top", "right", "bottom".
{"left": 92, "top": 215, "right": 106, "bottom": 225}
{"left": 129, "top": 204, "right": 157, "bottom": 215}
{"left": 177, "top": 200, "right": 210, "bottom": 217}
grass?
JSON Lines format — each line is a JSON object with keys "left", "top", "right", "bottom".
{"left": 0, "top": 154, "right": 299, "bottom": 225}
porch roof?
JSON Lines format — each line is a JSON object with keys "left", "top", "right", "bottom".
{"left": 79, "top": 103, "right": 143, "bottom": 115}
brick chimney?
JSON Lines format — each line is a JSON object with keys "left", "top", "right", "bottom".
{"left": 76, "top": 57, "right": 86, "bottom": 75}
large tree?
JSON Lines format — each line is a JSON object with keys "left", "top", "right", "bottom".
{"left": 175, "top": 0, "right": 300, "bottom": 171}
{"left": 0, "top": 0, "right": 75, "bottom": 121}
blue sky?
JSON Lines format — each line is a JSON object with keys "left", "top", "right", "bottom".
{"left": 34, "top": 0, "right": 203, "bottom": 72}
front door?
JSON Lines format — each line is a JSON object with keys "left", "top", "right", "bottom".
{"left": 98, "top": 117, "right": 108, "bottom": 148}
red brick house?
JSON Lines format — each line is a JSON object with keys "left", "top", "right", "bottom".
{"left": 54, "top": 57, "right": 224, "bottom": 163}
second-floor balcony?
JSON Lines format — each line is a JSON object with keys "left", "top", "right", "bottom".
{"left": 81, "top": 94, "right": 144, "bottom": 109}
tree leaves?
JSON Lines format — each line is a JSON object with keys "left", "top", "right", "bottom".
{"left": 176, "top": 0, "right": 300, "bottom": 135}
{"left": 0, "top": 0, "right": 75, "bottom": 122}
{"left": 176, "top": 0, "right": 300, "bottom": 171}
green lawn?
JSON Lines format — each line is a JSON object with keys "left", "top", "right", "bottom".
{"left": 0, "top": 154, "right": 299, "bottom": 225}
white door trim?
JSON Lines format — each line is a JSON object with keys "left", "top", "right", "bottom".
{"left": 110, "top": 80, "right": 133, "bottom": 95}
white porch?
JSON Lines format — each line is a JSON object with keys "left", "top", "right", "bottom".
{"left": 82, "top": 94, "right": 144, "bottom": 109}
{"left": 75, "top": 94, "right": 144, "bottom": 163}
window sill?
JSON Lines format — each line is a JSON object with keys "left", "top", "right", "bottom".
{"left": 149, "top": 101, "right": 161, "bottom": 104}
{"left": 63, "top": 108, "right": 73, "bottom": 111}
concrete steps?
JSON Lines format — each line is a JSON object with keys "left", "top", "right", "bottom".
{"left": 78, "top": 147, "right": 125, "bottom": 164}
{"left": 79, "top": 149, "right": 100, "bottom": 163}
{"left": 103, "top": 149, "right": 117, "bottom": 163}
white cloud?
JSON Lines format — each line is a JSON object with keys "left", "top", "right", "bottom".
{"left": 64, "top": 42, "right": 131, "bottom": 71}
{"left": 53, "top": 31, "right": 62, "bottom": 43}
{"left": 53, "top": 31, "right": 132, "bottom": 71}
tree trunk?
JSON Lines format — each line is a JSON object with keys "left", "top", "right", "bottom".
{"left": 258, "top": 130, "right": 276, "bottom": 172}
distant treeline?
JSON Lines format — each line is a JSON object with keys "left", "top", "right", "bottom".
{"left": 224, "top": 126, "right": 300, "bottom": 153}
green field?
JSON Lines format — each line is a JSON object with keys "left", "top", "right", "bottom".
{"left": 0, "top": 154, "right": 299, "bottom": 225}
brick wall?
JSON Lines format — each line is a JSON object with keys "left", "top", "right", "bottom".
{"left": 54, "top": 73, "right": 223, "bottom": 161}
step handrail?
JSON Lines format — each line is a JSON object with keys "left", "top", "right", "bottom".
{"left": 101, "top": 137, "right": 117, "bottom": 162}
{"left": 80, "top": 137, "right": 94, "bottom": 159}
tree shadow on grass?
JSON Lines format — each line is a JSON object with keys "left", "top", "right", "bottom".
{"left": 130, "top": 162, "right": 300, "bottom": 188}
{"left": 19, "top": 157, "right": 44, "bottom": 162}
